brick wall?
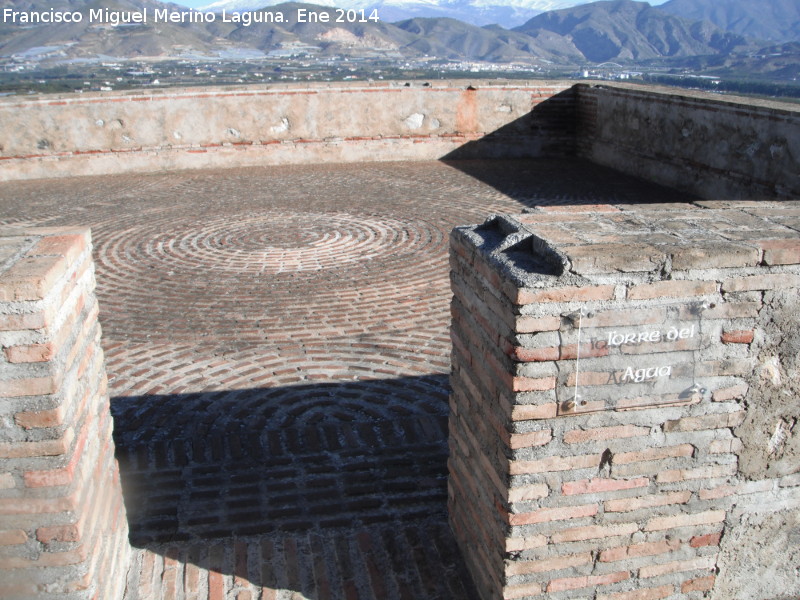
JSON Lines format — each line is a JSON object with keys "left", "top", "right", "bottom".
{"left": 575, "top": 83, "right": 800, "bottom": 200}
{"left": 0, "top": 228, "right": 129, "bottom": 599}
{"left": 0, "top": 81, "right": 575, "bottom": 181}
{"left": 4, "top": 80, "right": 796, "bottom": 202}
{"left": 449, "top": 203, "right": 800, "bottom": 599}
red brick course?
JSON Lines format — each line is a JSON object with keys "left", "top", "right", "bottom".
{"left": 721, "top": 329, "right": 755, "bottom": 344}
{"left": 562, "top": 478, "right": 650, "bottom": 495}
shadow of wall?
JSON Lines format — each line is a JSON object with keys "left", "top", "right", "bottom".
{"left": 113, "top": 375, "right": 479, "bottom": 599}
{"left": 442, "top": 88, "right": 578, "bottom": 161}
{"left": 443, "top": 83, "right": 800, "bottom": 202}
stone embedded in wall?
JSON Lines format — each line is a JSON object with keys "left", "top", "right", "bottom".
{"left": 403, "top": 112, "right": 425, "bottom": 129}
{"left": 448, "top": 203, "right": 800, "bottom": 600}
{"left": 269, "top": 117, "right": 290, "bottom": 134}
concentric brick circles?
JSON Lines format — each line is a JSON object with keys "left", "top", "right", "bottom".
{"left": 92, "top": 208, "right": 447, "bottom": 343}
{"left": 105, "top": 212, "right": 440, "bottom": 275}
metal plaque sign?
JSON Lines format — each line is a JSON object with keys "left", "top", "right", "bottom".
{"left": 558, "top": 302, "right": 710, "bottom": 414}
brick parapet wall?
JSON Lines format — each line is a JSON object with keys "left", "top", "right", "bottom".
{"left": 0, "top": 81, "right": 576, "bottom": 181}
{"left": 0, "top": 227, "right": 129, "bottom": 599}
{"left": 575, "top": 83, "right": 800, "bottom": 200}
{"left": 448, "top": 202, "right": 800, "bottom": 599}
{"left": 3, "top": 80, "right": 796, "bottom": 202}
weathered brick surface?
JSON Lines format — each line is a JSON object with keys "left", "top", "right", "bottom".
{"left": 0, "top": 228, "right": 129, "bottom": 599}
{"left": 561, "top": 477, "right": 650, "bottom": 497}
{"left": 597, "top": 584, "right": 674, "bottom": 600}
{"left": 598, "top": 539, "right": 681, "bottom": 563}
{"left": 448, "top": 204, "right": 800, "bottom": 599}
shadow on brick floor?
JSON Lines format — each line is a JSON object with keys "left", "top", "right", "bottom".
{"left": 112, "top": 374, "right": 480, "bottom": 599}
{"left": 442, "top": 157, "right": 698, "bottom": 207}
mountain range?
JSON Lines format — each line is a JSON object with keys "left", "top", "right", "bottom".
{"left": 199, "top": 0, "right": 588, "bottom": 28}
{"left": 0, "top": 0, "right": 796, "bottom": 70}
{"left": 200, "top": 0, "right": 800, "bottom": 34}
{"left": 514, "top": 0, "right": 750, "bottom": 63}
{"left": 659, "top": 0, "right": 799, "bottom": 44}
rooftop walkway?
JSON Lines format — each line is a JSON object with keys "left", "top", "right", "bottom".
{"left": 0, "top": 159, "right": 695, "bottom": 600}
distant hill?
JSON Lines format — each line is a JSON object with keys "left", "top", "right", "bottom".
{"left": 0, "top": 0, "right": 221, "bottom": 58}
{"left": 218, "top": 5, "right": 570, "bottom": 62}
{"left": 220, "top": 3, "right": 416, "bottom": 56}
{"left": 675, "top": 41, "right": 800, "bottom": 81}
{"left": 0, "top": 0, "right": 781, "bottom": 69}
{"left": 197, "top": 0, "right": 800, "bottom": 34}
{"left": 659, "top": 0, "right": 800, "bottom": 44}
{"left": 393, "top": 16, "right": 570, "bottom": 61}
{"left": 513, "top": 0, "right": 754, "bottom": 62}
{"left": 199, "top": 0, "right": 589, "bottom": 28}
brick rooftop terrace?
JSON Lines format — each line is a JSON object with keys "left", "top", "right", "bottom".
{"left": 0, "top": 158, "right": 702, "bottom": 600}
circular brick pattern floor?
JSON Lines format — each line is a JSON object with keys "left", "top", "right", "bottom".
{"left": 0, "top": 159, "right": 693, "bottom": 600}
{"left": 101, "top": 212, "right": 441, "bottom": 274}
{"left": 93, "top": 208, "right": 447, "bottom": 344}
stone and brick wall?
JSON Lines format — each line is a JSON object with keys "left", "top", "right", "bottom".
{"left": 576, "top": 83, "right": 800, "bottom": 200}
{"left": 0, "top": 227, "right": 129, "bottom": 599}
{"left": 449, "top": 202, "right": 800, "bottom": 599}
{"left": 2, "top": 80, "right": 796, "bottom": 203}
{"left": 0, "top": 81, "right": 576, "bottom": 181}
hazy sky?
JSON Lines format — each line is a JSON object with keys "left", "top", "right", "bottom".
{"left": 173, "top": 0, "right": 669, "bottom": 8}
